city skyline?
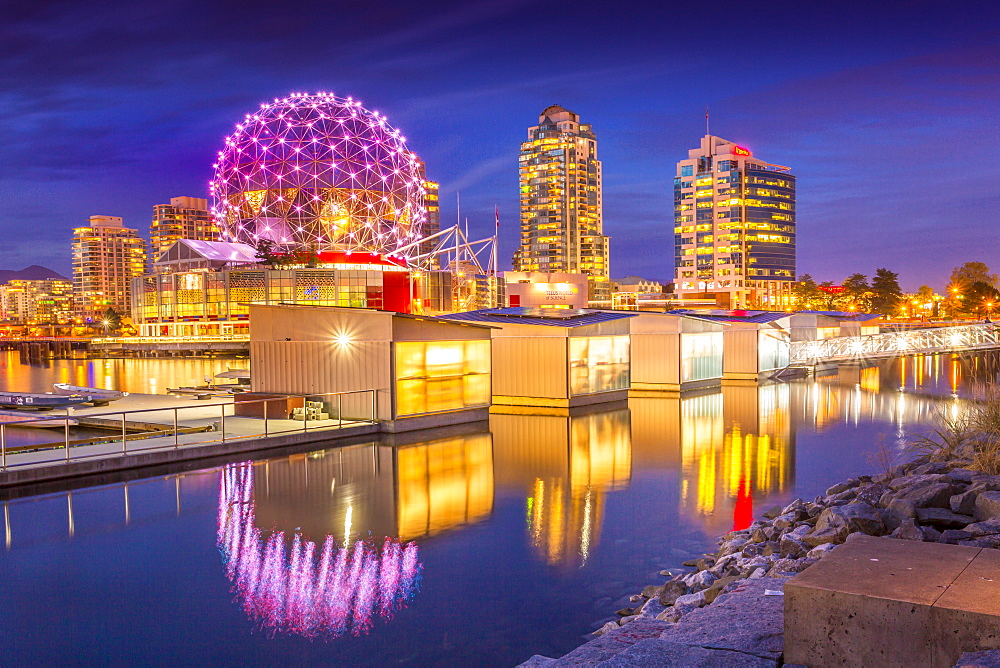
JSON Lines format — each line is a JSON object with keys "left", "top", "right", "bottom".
{"left": 1, "top": 0, "right": 998, "bottom": 291}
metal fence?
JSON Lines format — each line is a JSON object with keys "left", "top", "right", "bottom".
{"left": 790, "top": 323, "right": 1000, "bottom": 364}
{"left": 0, "top": 389, "right": 377, "bottom": 471}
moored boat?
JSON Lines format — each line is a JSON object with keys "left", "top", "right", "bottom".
{"left": 0, "top": 392, "right": 89, "bottom": 410}
{"left": 53, "top": 384, "right": 129, "bottom": 405}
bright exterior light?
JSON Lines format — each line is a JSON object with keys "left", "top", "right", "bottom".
{"left": 333, "top": 333, "right": 352, "bottom": 346}
{"left": 210, "top": 92, "right": 426, "bottom": 256}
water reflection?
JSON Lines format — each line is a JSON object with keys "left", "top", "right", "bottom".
{"left": 0, "top": 350, "right": 241, "bottom": 394}
{"left": 218, "top": 464, "right": 421, "bottom": 639}
{"left": 492, "top": 409, "right": 631, "bottom": 567}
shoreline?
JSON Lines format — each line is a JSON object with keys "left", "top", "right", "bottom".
{"left": 523, "top": 445, "right": 1000, "bottom": 665}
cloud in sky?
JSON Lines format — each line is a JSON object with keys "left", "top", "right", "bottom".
{"left": 0, "top": 0, "right": 996, "bottom": 291}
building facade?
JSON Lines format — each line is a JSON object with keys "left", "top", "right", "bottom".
{"left": 673, "top": 136, "right": 796, "bottom": 308}
{"left": 0, "top": 279, "right": 73, "bottom": 324}
{"left": 514, "top": 106, "right": 609, "bottom": 306}
{"left": 150, "top": 196, "right": 216, "bottom": 258}
{"left": 414, "top": 158, "right": 441, "bottom": 269}
{"left": 72, "top": 216, "right": 147, "bottom": 321}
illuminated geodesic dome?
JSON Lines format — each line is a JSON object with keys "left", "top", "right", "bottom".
{"left": 210, "top": 92, "right": 426, "bottom": 255}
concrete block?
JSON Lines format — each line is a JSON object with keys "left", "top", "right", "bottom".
{"left": 549, "top": 618, "right": 670, "bottom": 665}
{"left": 785, "top": 535, "right": 1000, "bottom": 667}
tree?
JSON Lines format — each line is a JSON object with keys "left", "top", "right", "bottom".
{"left": 254, "top": 239, "right": 283, "bottom": 267}
{"left": 843, "top": 273, "right": 871, "bottom": 311}
{"left": 958, "top": 281, "right": 1000, "bottom": 318}
{"left": 102, "top": 307, "right": 122, "bottom": 335}
{"left": 950, "top": 262, "right": 997, "bottom": 290}
{"left": 792, "top": 274, "right": 824, "bottom": 310}
{"left": 870, "top": 268, "right": 903, "bottom": 316}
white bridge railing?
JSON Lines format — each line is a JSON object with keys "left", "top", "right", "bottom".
{"left": 790, "top": 324, "right": 1000, "bottom": 364}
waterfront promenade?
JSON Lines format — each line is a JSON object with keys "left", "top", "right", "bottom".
{"left": 0, "top": 392, "right": 378, "bottom": 487}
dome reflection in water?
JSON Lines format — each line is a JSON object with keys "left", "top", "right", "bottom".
{"left": 217, "top": 463, "right": 421, "bottom": 638}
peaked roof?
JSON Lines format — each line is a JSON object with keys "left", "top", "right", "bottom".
{"left": 667, "top": 309, "right": 791, "bottom": 324}
{"left": 436, "top": 307, "right": 636, "bottom": 328}
{"left": 155, "top": 239, "right": 258, "bottom": 265}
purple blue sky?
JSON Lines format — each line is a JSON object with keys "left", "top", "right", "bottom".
{"left": 1, "top": 0, "right": 997, "bottom": 289}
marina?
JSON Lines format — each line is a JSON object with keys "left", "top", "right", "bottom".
{"left": 0, "top": 351, "right": 996, "bottom": 663}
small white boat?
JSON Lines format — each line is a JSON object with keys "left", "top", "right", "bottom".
{"left": 53, "top": 384, "right": 129, "bottom": 406}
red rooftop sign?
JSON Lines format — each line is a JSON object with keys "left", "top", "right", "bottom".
{"left": 732, "top": 145, "right": 751, "bottom": 156}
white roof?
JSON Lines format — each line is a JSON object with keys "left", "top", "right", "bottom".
{"left": 156, "top": 239, "right": 258, "bottom": 265}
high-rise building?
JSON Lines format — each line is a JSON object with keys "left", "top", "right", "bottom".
{"left": 673, "top": 135, "right": 796, "bottom": 308}
{"left": 0, "top": 279, "right": 74, "bottom": 324}
{"left": 514, "top": 106, "right": 609, "bottom": 305}
{"left": 150, "top": 196, "right": 216, "bottom": 259}
{"left": 414, "top": 158, "right": 440, "bottom": 269}
{"left": 72, "top": 215, "right": 147, "bottom": 321}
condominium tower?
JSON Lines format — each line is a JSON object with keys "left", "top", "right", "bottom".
{"left": 150, "top": 196, "right": 216, "bottom": 258}
{"left": 673, "top": 135, "right": 796, "bottom": 308}
{"left": 72, "top": 215, "right": 147, "bottom": 321}
{"left": 514, "top": 106, "right": 609, "bottom": 304}
{"left": 0, "top": 278, "right": 73, "bottom": 324}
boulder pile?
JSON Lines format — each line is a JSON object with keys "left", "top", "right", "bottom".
{"left": 599, "top": 456, "right": 1000, "bottom": 635}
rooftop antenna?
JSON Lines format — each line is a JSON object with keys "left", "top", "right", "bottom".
{"left": 705, "top": 105, "right": 710, "bottom": 136}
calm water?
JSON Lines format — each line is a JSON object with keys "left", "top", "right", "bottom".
{"left": 1, "top": 352, "right": 998, "bottom": 665}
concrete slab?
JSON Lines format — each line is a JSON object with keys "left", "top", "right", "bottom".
{"left": 547, "top": 618, "right": 671, "bottom": 665}
{"left": 658, "top": 576, "right": 788, "bottom": 661}
{"left": 595, "top": 638, "right": 777, "bottom": 667}
{"left": 785, "top": 535, "right": 1000, "bottom": 667}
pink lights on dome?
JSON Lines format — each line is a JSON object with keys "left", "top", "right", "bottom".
{"left": 209, "top": 92, "right": 425, "bottom": 255}
{"left": 217, "top": 464, "right": 422, "bottom": 639}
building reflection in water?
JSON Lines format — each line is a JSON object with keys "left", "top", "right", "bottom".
{"left": 491, "top": 408, "right": 631, "bottom": 567}
{"left": 216, "top": 433, "right": 493, "bottom": 638}
{"left": 634, "top": 385, "right": 794, "bottom": 535}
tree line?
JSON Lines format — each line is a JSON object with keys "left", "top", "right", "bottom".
{"left": 791, "top": 262, "right": 1000, "bottom": 318}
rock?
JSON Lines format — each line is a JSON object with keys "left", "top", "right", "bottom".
{"left": 856, "top": 483, "right": 889, "bottom": 507}
{"left": 592, "top": 620, "right": 619, "bottom": 637}
{"left": 702, "top": 575, "right": 741, "bottom": 604}
{"left": 962, "top": 519, "right": 1000, "bottom": 537}
{"left": 814, "top": 502, "right": 887, "bottom": 537}
{"left": 888, "top": 473, "right": 947, "bottom": 491}
{"left": 971, "top": 475, "right": 1000, "bottom": 491}
{"left": 916, "top": 507, "right": 975, "bottom": 529}
{"left": 719, "top": 536, "right": 748, "bottom": 554}
{"left": 806, "top": 543, "right": 838, "bottom": 559}
{"left": 912, "top": 462, "right": 951, "bottom": 475}
{"left": 640, "top": 585, "right": 661, "bottom": 599}
{"left": 898, "top": 482, "right": 958, "bottom": 508}
{"left": 695, "top": 557, "right": 715, "bottom": 571}
{"left": 938, "top": 529, "right": 973, "bottom": 544}
{"left": 683, "top": 570, "right": 717, "bottom": 590}
{"left": 619, "top": 614, "right": 639, "bottom": 626}
{"left": 656, "top": 602, "right": 696, "bottom": 623}
{"left": 826, "top": 481, "right": 852, "bottom": 496}
{"left": 682, "top": 558, "right": 700, "bottom": 567}
{"left": 772, "top": 513, "right": 798, "bottom": 530}
{"left": 922, "top": 525, "right": 943, "bottom": 542}
{"left": 615, "top": 607, "right": 634, "bottom": 617}
{"left": 779, "top": 533, "right": 809, "bottom": 557}
{"left": 761, "top": 540, "right": 781, "bottom": 556}
{"left": 637, "top": 596, "right": 668, "bottom": 619}
{"left": 947, "top": 468, "right": 977, "bottom": 484}
{"left": 629, "top": 594, "right": 643, "bottom": 603}
{"left": 891, "top": 518, "right": 925, "bottom": 541}
{"left": 957, "top": 538, "right": 996, "bottom": 549}
{"left": 883, "top": 498, "right": 917, "bottom": 531}
{"left": 951, "top": 488, "right": 981, "bottom": 515}
{"left": 750, "top": 528, "right": 768, "bottom": 543}
{"left": 766, "top": 557, "right": 815, "bottom": 577}
{"left": 802, "top": 523, "right": 849, "bottom": 548}
{"left": 658, "top": 570, "right": 673, "bottom": 577}
{"left": 658, "top": 580, "right": 689, "bottom": 606}
{"left": 782, "top": 498, "right": 807, "bottom": 515}
{"left": 954, "top": 649, "right": 1000, "bottom": 667}
{"left": 760, "top": 504, "right": 783, "bottom": 520}
{"left": 674, "top": 591, "right": 707, "bottom": 608}
{"left": 747, "top": 566, "right": 767, "bottom": 579}
{"left": 974, "top": 490, "right": 1000, "bottom": 521}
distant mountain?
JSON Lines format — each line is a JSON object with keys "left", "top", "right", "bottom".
{"left": 0, "top": 265, "right": 70, "bottom": 283}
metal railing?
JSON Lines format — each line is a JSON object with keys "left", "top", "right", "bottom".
{"left": 90, "top": 335, "right": 250, "bottom": 344}
{"left": 790, "top": 323, "right": 1000, "bottom": 364}
{"left": 0, "top": 389, "right": 377, "bottom": 471}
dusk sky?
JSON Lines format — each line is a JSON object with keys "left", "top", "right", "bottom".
{"left": 1, "top": 0, "right": 997, "bottom": 290}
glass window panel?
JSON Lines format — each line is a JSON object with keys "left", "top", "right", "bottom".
{"left": 681, "top": 332, "right": 724, "bottom": 382}
{"left": 569, "top": 335, "right": 629, "bottom": 395}
{"left": 394, "top": 340, "right": 492, "bottom": 416}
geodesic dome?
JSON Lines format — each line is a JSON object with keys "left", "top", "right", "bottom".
{"left": 209, "top": 92, "right": 426, "bottom": 255}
